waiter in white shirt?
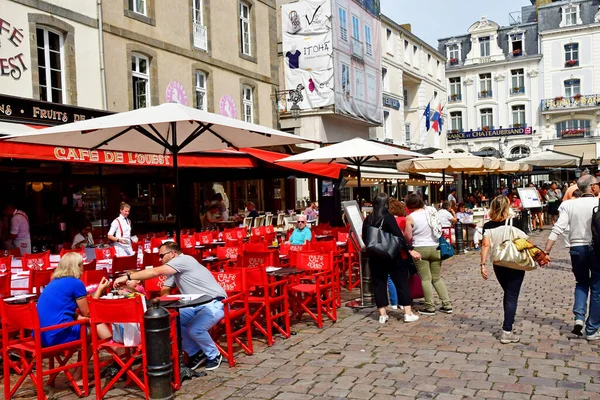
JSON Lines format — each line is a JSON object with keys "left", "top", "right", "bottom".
{"left": 107, "top": 202, "right": 134, "bottom": 256}
{"left": 3, "top": 205, "right": 31, "bottom": 255}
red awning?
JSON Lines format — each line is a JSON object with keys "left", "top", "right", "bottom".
{"left": 238, "top": 147, "right": 345, "bottom": 179}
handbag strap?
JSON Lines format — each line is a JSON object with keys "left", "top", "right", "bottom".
{"left": 502, "top": 218, "right": 514, "bottom": 242}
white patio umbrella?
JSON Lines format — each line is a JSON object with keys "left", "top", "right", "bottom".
{"left": 518, "top": 150, "right": 581, "bottom": 167}
{"left": 275, "top": 138, "right": 426, "bottom": 201}
{"left": 5, "top": 102, "right": 315, "bottom": 241}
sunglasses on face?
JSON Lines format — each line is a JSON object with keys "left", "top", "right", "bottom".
{"left": 297, "top": 221, "right": 306, "bottom": 224}
{"left": 159, "top": 251, "right": 171, "bottom": 259}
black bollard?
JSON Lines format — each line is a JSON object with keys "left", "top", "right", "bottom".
{"left": 521, "top": 209, "right": 530, "bottom": 234}
{"left": 454, "top": 221, "right": 464, "bottom": 253}
{"left": 144, "top": 299, "right": 174, "bottom": 400}
{"left": 360, "top": 251, "right": 375, "bottom": 307}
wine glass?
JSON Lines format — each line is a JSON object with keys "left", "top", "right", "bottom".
{"left": 41, "top": 245, "right": 47, "bottom": 253}
{"left": 32, "top": 246, "right": 38, "bottom": 254}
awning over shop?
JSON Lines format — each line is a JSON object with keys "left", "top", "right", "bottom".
{"left": 552, "top": 143, "right": 597, "bottom": 165}
{"left": 347, "top": 165, "right": 408, "bottom": 180}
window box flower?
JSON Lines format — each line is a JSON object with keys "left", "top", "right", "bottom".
{"left": 554, "top": 96, "right": 564, "bottom": 102}
{"left": 449, "top": 129, "right": 459, "bottom": 134}
{"left": 512, "top": 123, "right": 523, "bottom": 128}
{"left": 482, "top": 126, "right": 490, "bottom": 132}
{"left": 561, "top": 128, "right": 586, "bottom": 137}
{"left": 451, "top": 94, "right": 458, "bottom": 100}
{"left": 573, "top": 93, "right": 583, "bottom": 100}
{"left": 449, "top": 58, "right": 458, "bottom": 65}
{"left": 565, "top": 59, "right": 579, "bottom": 67}
{"left": 512, "top": 49, "right": 522, "bottom": 56}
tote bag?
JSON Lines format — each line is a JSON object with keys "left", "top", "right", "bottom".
{"left": 365, "top": 218, "right": 401, "bottom": 261}
{"left": 491, "top": 219, "right": 536, "bottom": 271}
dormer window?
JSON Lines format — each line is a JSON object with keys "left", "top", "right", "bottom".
{"left": 510, "top": 33, "right": 523, "bottom": 56}
{"left": 447, "top": 44, "right": 459, "bottom": 65}
{"left": 479, "top": 37, "right": 490, "bottom": 57}
{"left": 560, "top": 3, "right": 582, "bottom": 27}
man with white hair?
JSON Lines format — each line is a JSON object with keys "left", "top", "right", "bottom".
{"left": 544, "top": 174, "right": 600, "bottom": 340}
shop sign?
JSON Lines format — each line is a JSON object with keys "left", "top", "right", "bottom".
{"left": 561, "top": 129, "right": 585, "bottom": 138}
{"left": 447, "top": 126, "right": 532, "bottom": 141}
{"left": 541, "top": 94, "right": 600, "bottom": 111}
{"left": 0, "top": 94, "right": 110, "bottom": 125}
{"left": 53, "top": 147, "right": 172, "bottom": 165}
{"left": 0, "top": 17, "right": 27, "bottom": 80}
{"left": 165, "top": 81, "right": 188, "bottom": 106}
{"left": 219, "top": 95, "right": 237, "bottom": 119}
{"left": 382, "top": 95, "right": 400, "bottom": 110}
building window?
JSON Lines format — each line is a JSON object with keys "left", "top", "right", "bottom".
{"left": 354, "top": 68, "right": 364, "bottom": 100}
{"left": 338, "top": 7, "right": 348, "bottom": 42}
{"left": 511, "top": 69, "right": 525, "bottom": 94}
{"left": 479, "top": 36, "right": 490, "bottom": 57}
{"left": 364, "top": 25, "right": 372, "bottom": 57}
{"left": 405, "top": 124, "right": 411, "bottom": 143}
{"left": 195, "top": 71, "right": 207, "bottom": 111}
{"left": 480, "top": 108, "right": 493, "bottom": 129}
{"left": 564, "top": 79, "right": 581, "bottom": 98}
{"left": 341, "top": 62, "right": 350, "bottom": 95}
{"left": 240, "top": 2, "right": 251, "bottom": 56}
{"left": 386, "top": 28, "right": 393, "bottom": 53}
{"left": 381, "top": 67, "right": 388, "bottom": 92}
{"left": 131, "top": 53, "right": 150, "bottom": 109}
{"left": 450, "top": 111, "right": 462, "bottom": 132}
{"left": 413, "top": 44, "right": 418, "bottom": 60}
{"left": 351, "top": 15, "right": 360, "bottom": 40}
{"left": 128, "top": 0, "right": 146, "bottom": 15}
{"left": 242, "top": 85, "right": 253, "bottom": 123}
{"left": 510, "top": 146, "right": 530, "bottom": 159}
{"left": 510, "top": 33, "right": 523, "bottom": 56}
{"left": 448, "top": 44, "right": 459, "bottom": 62}
{"left": 511, "top": 105, "right": 525, "bottom": 127}
{"left": 404, "top": 40, "right": 410, "bottom": 63}
{"left": 564, "top": 5, "right": 578, "bottom": 26}
{"left": 556, "top": 119, "right": 591, "bottom": 138}
{"left": 479, "top": 73, "right": 492, "bottom": 98}
{"left": 192, "top": 0, "right": 207, "bottom": 51}
{"left": 449, "top": 77, "right": 461, "bottom": 101}
{"left": 403, "top": 89, "right": 408, "bottom": 107}
{"left": 36, "top": 27, "right": 65, "bottom": 104}
{"left": 383, "top": 110, "right": 392, "bottom": 139}
{"left": 564, "top": 43, "right": 579, "bottom": 67}
{"left": 427, "top": 54, "right": 432, "bottom": 75}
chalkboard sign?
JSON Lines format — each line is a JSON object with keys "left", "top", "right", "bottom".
{"left": 342, "top": 200, "right": 365, "bottom": 249}
{"left": 517, "top": 187, "right": 542, "bottom": 209}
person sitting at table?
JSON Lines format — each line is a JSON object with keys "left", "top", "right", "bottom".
{"left": 37, "top": 253, "right": 112, "bottom": 383}
{"left": 287, "top": 215, "right": 312, "bottom": 245}
{"left": 113, "top": 241, "right": 227, "bottom": 371}
{"left": 304, "top": 202, "right": 319, "bottom": 222}
{"left": 215, "top": 193, "right": 229, "bottom": 221}
{"left": 246, "top": 201, "right": 259, "bottom": 224}
{"left": 204, "top": 202, "right": 222, "bottom": 230}
{"left": 457, "top": 202, "right": 481, "bottom": 250}
{"left": 438, "top": 201, "right": 456, "bottom": 228}
{"left": 72, "top": 220, "right": 95, "bottom": 249}
{"left": 508, "top": 191, "right": 523, "bottom": 211}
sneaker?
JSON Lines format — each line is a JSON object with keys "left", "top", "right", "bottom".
{"left": 439, "top": 306, "right": 453, "bottom": 314}
{"left": 404, "top": 313, "right": 419, "bottom": 323}
{"left": 500, "top": 330, "right": 520, "bottom": 344}
{"left": 586, "top": 331, "right": 600, "bottom": 341}
{"left": 419, "top": 308, "right": 436, "bottom": 316}
{"left": 389, "top": 305, "right": 398, "bottom": 310}
{"left": 378, "top": 315, "right": 389, "bottom": 324}
{"left": 205, "top": 354, "right": 222, "bottom": 371}
{"left": 572, "top": 320, "right": 584, "bottom": 337}
{"left": 399, "top": 305, "right": 404, "bottom": 310}
{"left": 186, "top": 350, "right": 207, "bottom": 370}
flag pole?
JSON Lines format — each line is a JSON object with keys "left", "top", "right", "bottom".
{"left": 410, "top": 95, "right": 436, "bottom": 147}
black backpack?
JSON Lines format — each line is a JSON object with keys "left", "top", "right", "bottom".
{"left": 592, "top": 199, "right": 600, "bottom": 256}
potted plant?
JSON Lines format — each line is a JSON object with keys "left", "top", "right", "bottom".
{"left": 481, "top": 90, "right": 489, "bottom": 97}
{"left": 449, "top": 129, "right": 459, "bottom": 133}
{"left": 554, "top": 96, "right": 564, "bottom": 102}
{"left": 482, "top": 126, "right": 490, "bottom": 132}
{"left": 573, "top": 93, "right": 583, "bottom": 100}
{"left": 449, "top": 58, "right": 458, "bottom": 65}
{"left": 512, "top": 86, "right": 523, "bottom": 94}
{"left": 565, "top": 59, "right": 578, "bottom": 67}
{"left": 451, "top": 93, "right": 458, "bottom": 101}
{"left": 513, "top": 123, "right": 522, "bottom": 128}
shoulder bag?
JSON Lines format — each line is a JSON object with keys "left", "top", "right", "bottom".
{"left": 439, "top": 236, "right": 454, "bottom": 260}
{"left": 365, "top": 218, "right": 401, "bottom": 261}
{"left": 492, "top": 218, "right": 536, "bottom": 271}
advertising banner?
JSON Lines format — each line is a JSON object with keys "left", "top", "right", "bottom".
{"left": 447, "top": 126, "right": 532, "bottom": 141}
{"left": 281, "top": 0, "right": 334, "bottom": 110}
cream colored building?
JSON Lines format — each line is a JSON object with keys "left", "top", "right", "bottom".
{"left": 101, "top": 0, "right": 278, "bottom": 128}
{"left": 371, "top": 17, "right": 447, "bottom": 150}
{"left": 1, "top": 0, "right": 104, "bottom": 109}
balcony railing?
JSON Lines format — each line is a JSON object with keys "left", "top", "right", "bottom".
{"left": 478, "top": 90, "right": 493, "bottom": 99}
{"left": 541, "top": 94, "right": 600, "bottom": 111}
{"left": 448, "top": 94, "right": 462, "bottom": 102}
{"left": 193, "top": 22, "right": 208, "bottom": 51}
{"left": 351, "top": 37, "right": 363, "bottom": 60}
{"left": 510, "top": 86, "right": 525, "bottom": 95}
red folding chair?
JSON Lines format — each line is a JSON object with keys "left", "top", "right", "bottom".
{"left": 95, "top": 247, "right": 116, "bottom": 261}
{"left": 0, "top": 274, "right": 10, "bottom": 298}
{"left": 82, "top": 269, "right": 109, "bottom": 287}
{"left": 28, "top": 269, "right": 54, "bottom": 294}
{"left": 217, "top": 246, "right": 240, "bottom": 261}
{"left": 241, "top": 243, "right": 267, "bottom": 253}
{"left": 343, "top": 232, "right": 361, "bottom": 290}
{"left": 441, "top": 227, "right": 454, "bottom": 245}
{"left": 21, "top": 251, "right": 51, "bottom": 271}
{"left": 1, "top": 300, "right": 90, "bottom": 399}
{"left": 228, "top": 266, "right": 290, "bottom": 346}
{"left": 248, "top": 234, "right": 262, "bottom": 243}
{"left": 238, "top": 251, "right": 279, "bottom": 269}
{"left": 225, "top": 238, "right": 240, "bottom": 247}
{"left": 144, "top": 275, "right": 168, "bottom": 299}
{"left": 195, "top": 231, "right": 213, "bottom": 245}
{"left": 0, "top": 255, "right": 12, "bottom": 275}
{"left": 180, "top": 234, "right": 195, "bottom": 249}
{"left": 142, "top": 252, "right": 160, "bottom": 268}
{"left": 211, "top": 271, "right": 252, "bottom": 366}
{"left": 150, "top": 236, "right": 169, "bottom": 251}
{"left": 83, "top": 259, "right": 97, "bottom": 272}
{"left": 234, "top": 228, "right": 246, "bottom": 240}
{"left": 288, "top": 252, "right": 337, "bottom": 328}
{"left": 5, "top": 248, "right": 21, "bottom": 258}
{"left": 111, "top": 254, "right": 138, "bottom": 277}
{"left": 307, "top": 240, "right": 341, "bottom": 307}
{"left": 60, "top": 247, "right": 85, "bottom": 257}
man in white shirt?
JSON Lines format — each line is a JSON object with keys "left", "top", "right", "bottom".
{"left": 544, "top": 175, "right": 600, "bottom": 340}
{"left": 3, "top": 205, "right": 31, "bottom": 255}
{"left": 448, "top": 189, "right": 457, "bottom": 203}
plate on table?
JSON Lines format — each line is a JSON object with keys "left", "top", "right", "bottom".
{"left": 336, "top": 241, "right": 347, "bottom": 246}
{"left": 265, "top": 267, "right": 281, "bottom": 272}
{"left": 4, "top": 294, "right": 37, "bottom": 302}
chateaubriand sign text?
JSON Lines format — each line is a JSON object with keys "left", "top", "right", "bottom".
{"left": 447, "top": 126, "right": 532, "bottom": 141}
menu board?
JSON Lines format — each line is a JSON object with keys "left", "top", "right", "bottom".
{"left": 342, "top": 200, "right": 365, "bottom": 249}
{"left": 517, "top": 188, "right": 542, "bottom": 209}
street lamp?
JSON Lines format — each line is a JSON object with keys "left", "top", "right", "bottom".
{"left": 290, "top": 103, "right": 301, "bottom": 120}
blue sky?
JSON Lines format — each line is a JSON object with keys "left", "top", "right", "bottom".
{"left": 380, "top": 0, "right": 532, "bottom": 49}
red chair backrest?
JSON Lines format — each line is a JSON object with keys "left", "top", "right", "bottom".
{"left": 29, "top": 269, "right": 54, "bottom": 294}
{"left": 6, "top": 248, "right": 21, "bottom": 258}
{"left": 238, "top": 251, "right": 278, "bottom": 268}
{"left": 242, "top": 243, "right": 267, "bottom": 253}
{"left": 180, "top": 235, "right": 194, "bottom": 249}
{"left": 279, "top": 243, "right": 305, "bottom": 256}
{"left": 0, "top": 274, "right": 10, "bottom": 298}
{"left": 296, "top": 252, "right": 332, "bottom": 272}
{"left": 151, "top": 236, "right": 169, "bottom": 251}
{"left": 223, "top": 229, "right": 236, "bottom": 241}
{"left": 143, "top": 252, "right": 161, "bottom": 268}
{"left": 308, "top": 240, "right": 336, "bottom": 253}
{"left": 338, "top": 232, "right": 348, "bottom": 242}
{"left": 234, "top": 229, "right": 245, "bottom": 240}
{"left": 264, "top": 232, "right": 276, "bottom": 244}
{"left": 83, "top": 259, "right": 97, "bottom": 271}
{"left": 228, "top": 266, "right": 267, "bottom": 289}
{"left": 60, "top": 247, "right": 85, "bottom": 257}
{"left": 0, "top": 255, "right": 12, "bottom": 275}
{"left": 144, "top": 275, "right": 168, "bottom": 298}
{"left": 195, "top": 232, "right": 213, "bottom": 245}
{"left": 95, "top": 247, "right": 116, "bottom": 261}
{"left": 111, "top": 254, "right": 138, "bottom": 275}
{"left": 251, "top": 227, "right": 261, "bottom": 237}
{"left": 265, "top": 225, "right": 274, "bottom": 234}
{"left": 216, "top": 246, "right": 240, "bottom": 260}
{"left": 21, "top": 251, "right": 51, "bottom": 271}
{"left": 82, "top": 269, "right": 109, "bottom": 286}
{"left": 0, "top": 301, "right": 40, "bottom": 335}
{"left": 226, "top": 238, "right": 240, "bottom": 247}
{"left": 88, "top": 296, "right": 145, "bottom": 325}
{"left": 212, "top": 271, "right": 244, "bottom": 294}
{"left": 248, "top": 234, "right": 262, "bottom": 243}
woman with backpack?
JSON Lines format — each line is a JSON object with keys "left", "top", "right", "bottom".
{"left": 362, "top": 193, "right": 420, "bottom": 324}
{"left": 405, "top": 194, "right": 453, "bottom": 316}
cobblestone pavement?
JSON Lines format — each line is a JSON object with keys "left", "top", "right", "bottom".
{"left": 22, "top": 230, "right": 600, "bottom": 399}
